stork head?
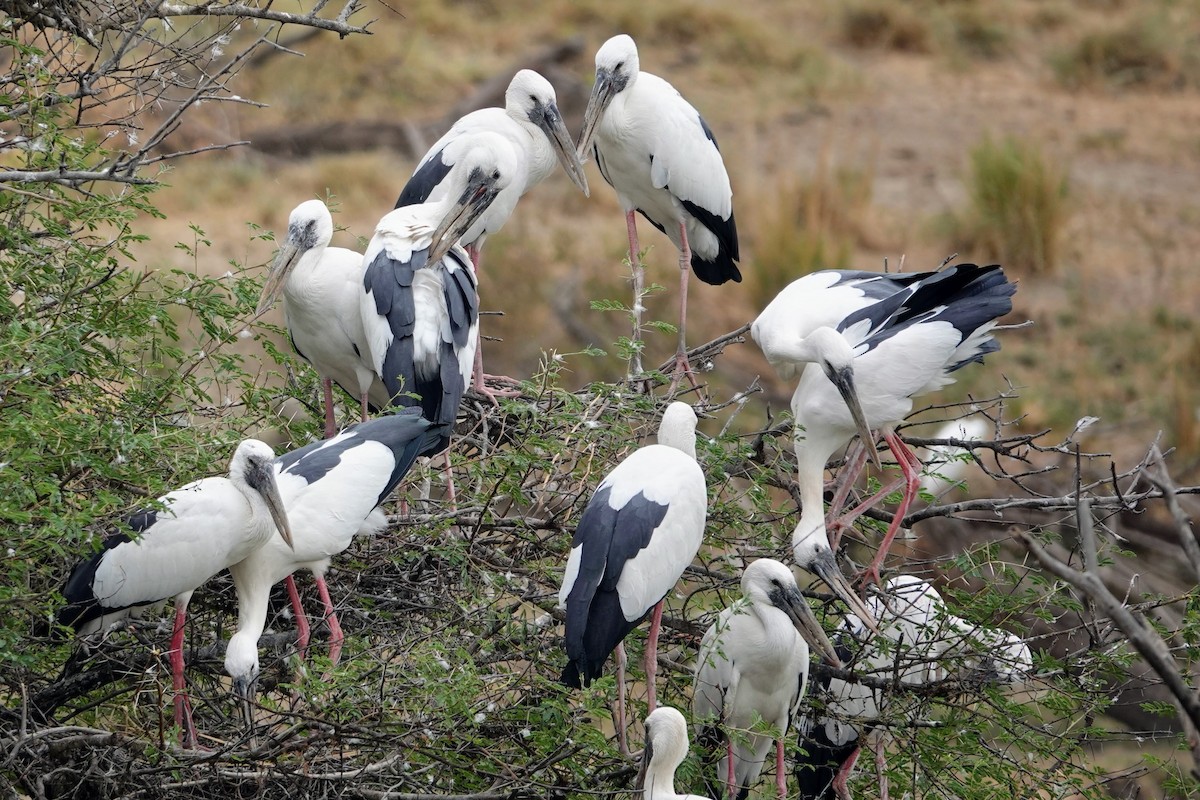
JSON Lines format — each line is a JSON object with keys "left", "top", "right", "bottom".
{"left": 634, "top": 706, "right": 689, "bottom": 793}
{"left": 792, "top": 519, "right": 879, "bottom": 635}
{"left": 506, "top": 69, "right": 589, "bottom": 197}
{"left": 805, "top": 328, "right": 882, "bottom": 472}
{"left": 743, "top": 558, "right": 841, "bottom": 666}
{"left": 229, "top": 439, "right": 294, "bottom": 550}
{"left": 224, "top": 630, "right": 260, "bottom": 728}
{"left": 427, "top": 133, "right": 519, "bottom": 266}
{"left": 656, "top": 401, "right": 698, "bottom": 459}
{"left": 256, "top": 199, "right": 334, "bottom": 317}
{"left": 576, "top": 34, "right": 639, "bottom": 161}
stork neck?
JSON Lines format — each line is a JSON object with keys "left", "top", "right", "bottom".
{"left": 283, "top": 243, "right": 328, "bottom": 307}
{"left": 641, "top": 760, "right": 677, "bottom": 799}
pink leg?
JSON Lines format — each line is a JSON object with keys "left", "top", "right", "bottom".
{"left": 861, "top": 431, "right": 922, "bottom": 586}
{"left": 622, "top": 210, "right": 647, "bottom": 380}
{"left": 874, "top": 736, "right": 889, "bottom": 800}
{"left": 441, "top": 450, "right": 457, "bottom": 511}
{"left": 615, "top": 642, "right": 630, "bottom": 756}
{"left": 466, "top": 245, "right": 521, "bottom": 403}
{"left": 827, "top": 441, "right": 870, "bottom": 549}
{"left": 359, "top": 393, "right": 370, "bottom": 423}
{"left": 285, "top": 575, "right": 312, "bottom": 657}
{"left": 644, "top": 600, "right": 664, "bottom": 713}
{"left": 727, "top": 737, "right": 736, "bottom": 800}
{"left": 832, "top": 745, "right": 862, "bottom": 800}
{"left": 776, "top": 738, "right": 787, "bottom": 800}
{"left": 169, "top": 605, "right": 198, "bottom": 748}
{"left": 669, "top": 222, "right": 700, "bottom": 394}
{"left": 322, "top": 378, "right": 336, "bottom": 439}
{"left": 314, "top": 576, "right": 344, "bottom": 669}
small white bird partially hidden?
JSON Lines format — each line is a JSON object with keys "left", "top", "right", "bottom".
{"left": 559, "top": 401, "right": 706, "bottom": 754}
{"left": 793, "top": 575, "right": 1032, "bottom": 800}
{"left": 693, "top": 559, "right": 840, "bottom": 800}
{"left": 257, "top": 199, "right": 388, "bottom": 438}
{"left": 636, "top": 706, "right": 713, "bottom": 800}
{"left": 576, "top": 34, "right": 740, "bottom": 386}
{"left": 57, "top": 440, "right": 294, "bottom": 748}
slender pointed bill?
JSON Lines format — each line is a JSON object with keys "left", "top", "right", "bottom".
{"left": 575, "top": 71, "right": 614, "bottom": 163}
{"left": 233, "top": 675, "right": 256, "bottom": 729}
{"left": 427, "top": 177, "right": 499, "bottom": 266}
{"left": 539, "top": 103, "right": 589, "bottom": 197}
{"left": 255, "top": 242, "right": 301, "bottom": 317}
{"left": 827, "top": 364, "right": 882, "bottom": 471}
{"left": 810, "top": 550, "right": 879, "bottom": 635}
{"left": 633, "top": 729, "right": 653, "bottom": 790}
{"left": 255, "top": 471, "right": 295, "bottom": 550}
{"left": 780, "top": 586, "right": 842, "bottom": 668}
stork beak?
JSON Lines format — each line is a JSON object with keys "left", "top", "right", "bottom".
{"left": 256, "top": 241, "right": 302, "bottom": 318}
{"left": 809, "top": 549, "right": 880, "bottom": 635}
{"left": 232, "top": 673, "right": 257, "bottom": 730}
{"left": 538, "top": 101, "right": 589, "bottom": 197}
{"left": 634, "top": 728, "right": 653, "bottom": 790}
{"left": 778, "top": 585, "right": 842, "bottom": 668}
{"left": 427, "top": 170, "right": 501, "bottom": 266}
{"left": 249, "top": 464, "right": 294, "bottom": 550}
{"left": 576, "top": 70, "right": 616, "bottom": 163}
{"left": 826, "top": 364, "right": 882, "bottom": 472}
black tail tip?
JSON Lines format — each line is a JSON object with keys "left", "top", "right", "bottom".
{"left": 560, "top": 662, "right": 583, "bottom": 689}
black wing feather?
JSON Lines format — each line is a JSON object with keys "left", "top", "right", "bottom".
{"left": 395, "top": 149, "right": 453, "bottom": 209}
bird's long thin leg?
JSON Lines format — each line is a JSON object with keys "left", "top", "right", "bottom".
{"left": 314, "top": 576, "right": 344, "bottom": 671}
{"left": 466, "top": 246, "right": 521, "bottom": 403}
{"left": 626, "top": 211, "right": 645, "bottom": 380}
{"left": 441, "top": 451, "right": 457, "bottom": 512}
{"left": 359, "top": 393, "right": 370, "bottom": 423}
{"left": 169, "top": 605, "right": 197, "bottom": 748}
{"left": 832, "top": 745, "right": 861, "bottom": 800}
{"left": 285, "top": 575, "right": 312, "bottom": 658}
{"left": 874, "top": 735, "right": 889, "bottom": 800}
{"left": 827, "top": 441, "right": 869, "bottom": 550}
{"left": 644, "top": 600, "right": 664, "bottom": 713}
{"left": 727, "top": 737, "right": 736, "bottom": 800}
{"left": 322, "top": 378, "right": 337, "bottom": 439}
{"left": 776, "top": 739, "right": 787, "bottom": 800}
{"left": 860, "top": 430, "right": 922, "bottom": 587}
{"left": 669, "top": 222, "right": 700, "bottom": 394}
{"left": 615, "top": 642, "right": 630, "bottom": 757}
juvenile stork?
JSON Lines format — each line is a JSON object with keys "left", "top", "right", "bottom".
{"left": 224, "top": 411, "right": 450, "bottom": 717}
{"left": 762, "top": 264, "right": 1016, "bottom": 585}
{"left": 637, "top": 706, "right": 714, "bottom": 800}
{"left": 257, "top": 199, "right": 388, "bottom": 437}
{"left": 57, "top": 440, "right": 294, "bottom": 748}
{"left": 360, "top": 132, "right": 517, "bottom": 436}
{"left": 793, "top": 575, "right": 1032, "bottom": 800}
{"left": 693, "top": 559, "right": 841, "bottom": 800}
{"left": 576, "top": 34, "right": 740, "bottom": 387}
{"left": 559, "top": 401, "right": 705, "bottom": 754}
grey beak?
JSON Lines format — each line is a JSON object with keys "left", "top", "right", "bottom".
{"left": 576, "top": 71, "right": 615, "bottom": 163}
{"left": 256, "top": 242, "right": 301, "bottom": 318}
{"left": 251, "top": 465, "right": 294, "bottom": 550}
{"left": 539, "top": 102, "right": 589, "bottom": 197}
{"left": 232, "top": 673, "right": 257, "bottom": 730}
{"left": 809, "top": 549, "right": 880, "bottom": 635}
{"left": 826, "top": 364, "right": 882, "bottom": 472}
{"left": 427, "top": 175, "right": 500, "bottom": 266}
{"left": 778, "top": 586, "right": 842, "bottom": 668}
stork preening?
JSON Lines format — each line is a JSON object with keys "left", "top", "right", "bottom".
{"left": 57, "top": 440, "right": 294, "bottom": 748}
{"left": 692, "top": 559, "right": 841, "bottom": 800}
{"left": 559, "top": 401, "right": 705, "bottom": 754}
{"left": 793, "top": 575, "right": 1032, "bottom": 800}
{"left": 394, "top": 71, "right": 587, "bottom": 397}
{"left": 636, "top": 706, "right": 714, "bottom": 800}
{"left": 757, "top": 264, "right": 1016, "bottom": 585}
{"left": 361, "top": 132, "right": 516, "bottom": 443}
{"left": 225, "top": 411, "right": 449, "bottom": 721}
{"left": 576, "top": 34, "right": 740, "bottom": 387}
{"left": 257, "top": 199, "right": 388, "bottom": 438}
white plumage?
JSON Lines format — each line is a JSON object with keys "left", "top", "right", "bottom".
{"left": 793, "top": 575, "right": 1032, "bottom": 799}
{"left": 257, "top": 199, "right": 388, "bottom": 436}
{"left": 395, "top": 69, "right": 588, "bottom": 260}
{"left": 58, "top": 439, "right": 294, "bottom": 748}
{"left": 224, "top": 412, "right": 449, "bottom": 708}
{"left": 576, "top": 34, "right": 740, "bottom": 382}
{"left": 559, "top": 402, "right": 706, "bottom": 751}
{"left": 693, "top": 559, "right": 840, "bottom": 800}
{"left": 362, "top": 132, "right": 518, "bottom": 441}
{"left": 636, "top": 706, "right": 714, "bottom": 800}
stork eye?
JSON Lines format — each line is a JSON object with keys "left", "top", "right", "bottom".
{"left": 491, "top": 169, "right": 500, "bottom": 180}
